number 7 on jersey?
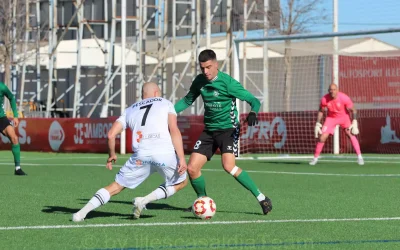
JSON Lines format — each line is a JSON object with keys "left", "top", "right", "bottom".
{"left": 140, "top": 104, "right": 153, "bottom": 126}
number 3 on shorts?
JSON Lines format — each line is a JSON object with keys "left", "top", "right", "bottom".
{"left": 194, "top": 140, "right": 201, "bottom": 149}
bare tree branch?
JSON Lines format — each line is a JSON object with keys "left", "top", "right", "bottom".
{"left": 271, "top": 0, "right": 328, "bottom": 111}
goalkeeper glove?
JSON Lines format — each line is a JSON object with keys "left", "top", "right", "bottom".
{"left": 314, "top": 122, "right": 322, "bottom": 138}
{"left": 348, "top": 119, "right": 359, "bottom": 135}
{"left": 246, "top": 111, "right": 258, "bottom": 126}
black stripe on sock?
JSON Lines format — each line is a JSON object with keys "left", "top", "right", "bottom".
{"left": 158, "top": 186, "right": 167, "bottom": 199}
{"left": 94, "top": 194, "right": 104, "bottom": 205}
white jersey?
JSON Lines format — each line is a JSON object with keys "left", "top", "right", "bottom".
{"left": 117, "top": 97, "right": 176, "bottom": 156}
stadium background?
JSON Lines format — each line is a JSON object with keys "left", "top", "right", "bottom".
{"left": 0, "top": 0, "right": 399, "bottom": 155}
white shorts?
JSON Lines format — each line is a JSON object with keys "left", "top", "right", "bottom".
{"left": 115, "top": 153, "right": 187, "bottom": 189}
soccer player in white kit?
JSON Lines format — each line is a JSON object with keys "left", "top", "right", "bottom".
{"left": 72, "top": 82, "right": 188, "bottom": 222}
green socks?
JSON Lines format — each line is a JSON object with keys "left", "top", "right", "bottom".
{"left": 190, "top": 171, "right": 262, "bottom": 199}
{"left": 11, "top": 144, "right": 21, "bottom": 167}
{"left": 235, "top": 170, "right": 261, "bottom": 198}
{"left": 190, "top": 175, "right": 207, "bottom": 197}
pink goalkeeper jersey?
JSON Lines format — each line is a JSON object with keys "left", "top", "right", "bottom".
{"left": 320, "top": 92, "right": 353, "bottom": 118}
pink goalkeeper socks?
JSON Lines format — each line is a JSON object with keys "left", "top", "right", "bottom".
{"left": 350, "top": 136, "right": 361, "bottom": 156}
{"left": 314, "top": 142, "right": 325, "bottom": 158}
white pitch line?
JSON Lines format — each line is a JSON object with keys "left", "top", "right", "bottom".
{"left": 250, "top": 158, "right": 400, "bottom": 164}
{"left": 0, "top": 156, "right": 108, "bottom": 162}
{"left": 0, "top": 163, "right": 107, "bottom": 167}
{"left": 254, "top": 156, "right": 400, "bottom": 160}
{"left": 314, "top": 159, "right": 399, "bottom": 164}
{"left": 0, "top": 162, "right": 399, "bottom": 177}
{"left": 202, "top": 169, "right": 400, "bottom": 177}
{"left": 1, "top": 217, "right": 400, "bottom": 231}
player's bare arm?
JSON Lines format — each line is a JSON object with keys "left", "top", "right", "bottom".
{"left": 13, "top": 118, "right": 19, "bottom": 127}
{"left": 347, "top": 106, "right": 357, "bottom": 119}
{"left": 314, "top": 107, "right": 324, "bottom": 138}
{"left": 317, "top": 106, "right": 325, "bottom": 123}
{"left": 168, "top": 113, "right": 187, "bottom": 175}
{"left": 106, "top": 121, "right": 124, "bottom": 170}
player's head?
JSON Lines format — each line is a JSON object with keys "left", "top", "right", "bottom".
{"left": 328, "top": 83, "right": 338, "bottom": 98}
{"left": 198, "top": 49, "right": 218, "bottom": 81}
{"left": 142, "top": 82, "right": 161, "bottom": 99}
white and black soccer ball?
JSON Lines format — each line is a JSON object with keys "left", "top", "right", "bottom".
{"left": 192, "top": 196, "right": 216, "bottom": 220}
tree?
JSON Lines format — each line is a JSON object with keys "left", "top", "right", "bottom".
{"left": 276, "top": 0, "right": 328, "bottom": 111}
{"left": 0, "top": 0, "right": 26, "bottom": 87}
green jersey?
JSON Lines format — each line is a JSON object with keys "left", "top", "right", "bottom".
{"left": 0, "top": 82, "right": 18, "bottom": 118}
{"left": 175, "top": 71, "right": 260, "bottom": 131}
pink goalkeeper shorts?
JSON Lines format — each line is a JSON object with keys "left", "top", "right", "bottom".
{"left": 321, "top": 116, "right": 352, "bottom": 135}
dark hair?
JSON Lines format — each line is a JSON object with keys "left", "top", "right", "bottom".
{"left": 198, "top": 49, "right": 217, "bottom": 62}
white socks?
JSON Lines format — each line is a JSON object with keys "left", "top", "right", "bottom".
{"left": 143, "top": 185, "right": 176, "bottom": 205}
{"left": 77, "top": 188, "right": 110, "bottom": 218}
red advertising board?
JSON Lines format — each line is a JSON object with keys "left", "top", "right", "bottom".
{"left": 340, "top": 56, "right": 400, "bottom": 103}
{"left": 0, "top": 110, "right": 399, "bottom": 154}
{"left": 178, "top": 110, "right": 400, "bottom": 155}
{"left": 355, "top": 109, "right": 400, "bottom": 154}
{"left": 177, "top": 116, "right": 204, "bottom": 153}
{"left": 0, "top": 117, "right": 123, "bottom": 153}
{"left": 238, "top": 110, "right": 400, "bottom": 154}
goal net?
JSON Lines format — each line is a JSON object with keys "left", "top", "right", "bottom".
{"left": 234, "top": 35, "right": 400, "bottom": 156}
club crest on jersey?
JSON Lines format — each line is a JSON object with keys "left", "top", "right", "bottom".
{"left": 213, "top": 90, "right": 219, "bottom": 97}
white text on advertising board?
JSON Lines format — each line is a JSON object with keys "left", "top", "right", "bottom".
{"left": 74, "top": 122, "right": 113, "bottom": 144}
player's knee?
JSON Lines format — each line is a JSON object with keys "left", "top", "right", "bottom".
{"left": 187, "top": 165, "right": 198, "bottom": 178}
{"left": 224, "top": 165, "right": 241, "bottom": 177}
{"left": 222, "top": 164, "right": 233, "bottom": 173}
{"left": 319, "top": 134, "right": 328, "bottom": 143}
{"left": 10, "top": 135, "right": 18, "bottom": 145}
{"left": 344, "top": 130, "right": 352, "bottom": 138}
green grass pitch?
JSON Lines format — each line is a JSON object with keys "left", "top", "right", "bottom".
{"left": 1, "top": 151, "right": 400, "bottom": 250}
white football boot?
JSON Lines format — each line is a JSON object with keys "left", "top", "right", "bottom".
{"left": 72, "top": 212, "right": 84, "bottom": 222}
{"left": 309, "top": 158, "right": 318, "bottom": 166}
{"left": 132, "top": 197, "right": 147, "bottom": 219}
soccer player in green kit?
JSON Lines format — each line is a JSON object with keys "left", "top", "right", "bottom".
{"left": 175, "top": 49, "right": 272, "bottom": 215}
{"left": 0, "top": 82, "right": 26, "bottom": 175}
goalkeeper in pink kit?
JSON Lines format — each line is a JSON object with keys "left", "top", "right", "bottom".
{"left": 310, "top": 83, "right": 364, "bottom": 165}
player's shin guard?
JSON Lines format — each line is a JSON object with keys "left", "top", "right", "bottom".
{"left": 234, "top": 168, "right": 262, "bottom": 198}
{"left": 11, "top": 144, "right": 21, "bottom": 168}
{"left": 190, "top": 175, "right": 207, "bottom": 197}
{"left": 314, "top": 142, "right": 325, "bottom": 158}
{"left": 350, "top": 136, "right": 362, "bottom": 156}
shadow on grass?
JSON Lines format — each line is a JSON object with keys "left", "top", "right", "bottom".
{"left": 41, "top": 205, "right": 156, "bottom": 220}
{"left": 78, "top": 199, "right": 188, "bottom": 212}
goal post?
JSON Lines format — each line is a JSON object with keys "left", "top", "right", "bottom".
{"left": 233, "top": 28, "right": 400, "bottom": 157}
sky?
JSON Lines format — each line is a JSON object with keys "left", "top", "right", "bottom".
{"left": 236, "top": 0, "right": 400, "bottom": 47}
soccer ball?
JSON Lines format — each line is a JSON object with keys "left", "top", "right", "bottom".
{"left": 192, "top": 196, "right": 216, "bottom": 220}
